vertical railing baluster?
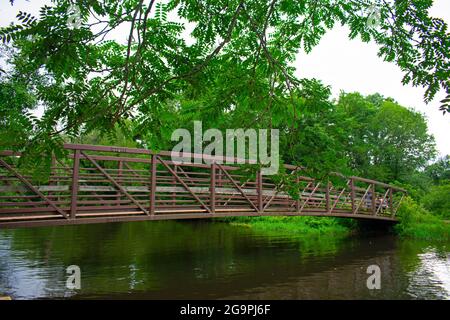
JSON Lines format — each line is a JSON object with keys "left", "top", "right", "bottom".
{"left": 389, "top": 188, "right": 393, "bottom": 217}
{"left": 210, "top": 162, "right": 216, "bottom": 214}
{"left": 172, "top": 165, "right": 177, "bottom": 206}
{"left": 326, "top": 180, "right": 330, "bottom": 214}
{"left": 117, "top": 160, "right": 122, "bottom": 206}
{"left": 150, "top": 153, "right": 157, "bottom": 215}
{"left": 350, "top": 178, "right": 356, "bottom": 214}
{"left": 50, "top": 153, "right": 56, "bottom": 185}
{"left": 50, "top": 153, "right": 56, "bottom": 202}
{"left": 257, "top": 169, "right": 262, "bottom": 213}
{"left": 70, "top": 149, "right": 80, "bottom": 220}
{"left": 296, "top": 176, "right": 300, "bottom": 213}
{"left": 118, "top": 161, "right": 123, "bottom": 181}
{"left": 371, "top": 183, "right": 376, "bottom": 215}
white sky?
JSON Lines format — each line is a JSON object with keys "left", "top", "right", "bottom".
{"left": 295, "top": 1, "right": 450, "bottom": 157}
{"left": 1, "top": 0, "right": 449, "bottom": 156}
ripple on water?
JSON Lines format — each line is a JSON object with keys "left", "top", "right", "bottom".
{"left": 406, "top": 248, "right": 450, "bottom": 299}
{"left": 0, "top": 223, "right": 449, "bottom": 299}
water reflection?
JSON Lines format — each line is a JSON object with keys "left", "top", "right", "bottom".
{"left": 406, "top": 249, "right": 450, "bottom": 299}
{"left": 0, "top": 220, "right": 448, "bottom": 299}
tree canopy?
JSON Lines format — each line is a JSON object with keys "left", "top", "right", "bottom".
{"left": 0, "top": 0, "right": 449, "bottom": 157}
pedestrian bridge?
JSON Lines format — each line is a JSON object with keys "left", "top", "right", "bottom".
{"left": 0, "top": 144, "right": 406, "bottom": 228}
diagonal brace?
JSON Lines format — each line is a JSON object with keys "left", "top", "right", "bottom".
{"left": 216, "top": 163, "right": 259, "bottom": 212}
{"left": 0, "top": 158, "right": 68, "bottom": 219}
{"left": 81, "top": 151, "right": 149, "bottom": 215}
{"left": 157, "top": 156, "right": 212, "bottom": 214}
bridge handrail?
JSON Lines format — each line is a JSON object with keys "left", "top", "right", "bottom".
{"left": 0, "top": 143, "right": 406, "bottom": 190}
{"left": 0, "top": 143, "right": 407, "bottom": 228}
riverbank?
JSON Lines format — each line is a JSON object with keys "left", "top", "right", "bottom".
{"left": 394, "top": 197, "right": 450, "bottom": 242}
{"left": 220, "top": 199, "right": 450, "bottom": 242}
{"left": 219, "top": 216, "right": 355, "bottom": 238}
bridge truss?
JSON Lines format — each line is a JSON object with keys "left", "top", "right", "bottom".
{"left": 0, "top": 144, "right": 406, "bottom": 228}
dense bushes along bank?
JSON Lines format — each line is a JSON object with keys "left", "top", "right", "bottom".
{"left": 221, "top": 216, "right": 355, "bottom": 239}
{"left": 221, "top": 199, "right": 450, "bottom": 242}
{"left": 394, "top": 197, "right": 450, "bottom": 242}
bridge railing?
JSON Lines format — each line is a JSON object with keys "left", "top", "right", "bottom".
{"left": 0, "top": 143, "right": 406, "bottom": 227}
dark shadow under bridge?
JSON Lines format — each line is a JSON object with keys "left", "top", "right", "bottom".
{"left": 0, "top": 144, "right": 406, "bottom": 228}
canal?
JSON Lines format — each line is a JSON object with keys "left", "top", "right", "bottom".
{"left": 0, "top": 220, "right": 449, "bottom": 299}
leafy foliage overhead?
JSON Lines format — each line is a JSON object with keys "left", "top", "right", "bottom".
{"left": 0, "top": 0, "right": 448, "bottom": 154}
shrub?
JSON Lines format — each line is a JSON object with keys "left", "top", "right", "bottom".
{"left": 395, "top": 197, "right": 450, "bottom": 241}
{"left": 220, "top": 215, "right": 351, "bottom": 237}
{"left": 421, "top": 184, "right": 450, "bottom": 219}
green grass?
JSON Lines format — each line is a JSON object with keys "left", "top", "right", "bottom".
{"left": 218, "top": 197, "right": 450, "bottom": 243}
{"left": 395, "top": 197, "right": 450, "bottom": 242}
{"left": 220, "top": 215, "right": 353, "bottom": 238}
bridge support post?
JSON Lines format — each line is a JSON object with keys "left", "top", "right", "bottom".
{"left": 150, "top": 154, "right": 157, "bottom": 216}
{"left": 70, "top": 149, "right": 80, "bottom": 220}
{"left": 210, "top": 162, "right": 216, "bottom": 214}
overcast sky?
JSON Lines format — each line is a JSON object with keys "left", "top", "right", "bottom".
{"left": 1, "top": 0, "right": 449, "bottom": 157}
{"left": 295, "top": 1, "right": 450, "bottom": 158}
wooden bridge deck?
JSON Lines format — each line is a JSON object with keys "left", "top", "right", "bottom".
{"left": 0, "top": 144, "right": 406, "bottom": 228}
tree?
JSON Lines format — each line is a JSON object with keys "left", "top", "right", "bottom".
{"left": 336, "top": 92, "right": 378, "bottom": 175}
{"left": 337, "top": 93, "right": 436, "bottom": 182}
{"left": 0, "top": 77, "right": 36, "bottom": 149}
{"left": 0, "top": 0, "right": 449, "bottom": 155}
{"left": 421, "top": 184, "right": 450, "bottom": 219}
{"left": 279, "top": 79, "right": 350, "bottom": 177}
{"left": 370, "top": 100, "right": 436, "bottom": 181}
{"left": 425, "top": 155, "right": 450, "bottom": 184}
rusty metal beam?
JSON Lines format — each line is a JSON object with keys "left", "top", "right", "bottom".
{"left": 392, "top": 193, "right": 405, "bottom": 217}
{"left": 216, "top": 163, "right": 259, "bottom": 212}
{"left": 0, "top": 144, "right": 406, "bottom": 228}
{"left": 70, "top": 150, "right": 80, "bottom": 219}
{"left": 157, "top": 155, "right": 211, "bottom": 214}
{"left": 210, "top": 162, "right": 216, "bottom": 213}
{"left": 150, "top": 154, "right": 157, "bottom": 215}
{"left": 350, "top": 176, "right": 406, "bottom": 192}
{"left": 376, "top": 189, "right": 390, "bottom": 215}
{"left": 299, "top": 182, "right": 321, "bottom": 212}
{"left": 354, "top": 184, "right": 372, "bottom": 213}
{"left": 257, "top": 170, "right": 263, "bottom": 212}
{"left": 81, "top": 151, "right": 150, "bottom": 215}
{"left": 326, "top": 181, "right": 330, "bottom": 213}
{"left": 0, "top": 159, "right": 68, "bottom": 219}
{"left": 263, "top": 168, "right": 298, "bottom": 211}
{"left": 350, "top": 178, "right": 356, "bottom": 214}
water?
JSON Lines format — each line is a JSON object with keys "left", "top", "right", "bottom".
{"left": 0, "top": 220, "right": 449, "bottom": 299}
